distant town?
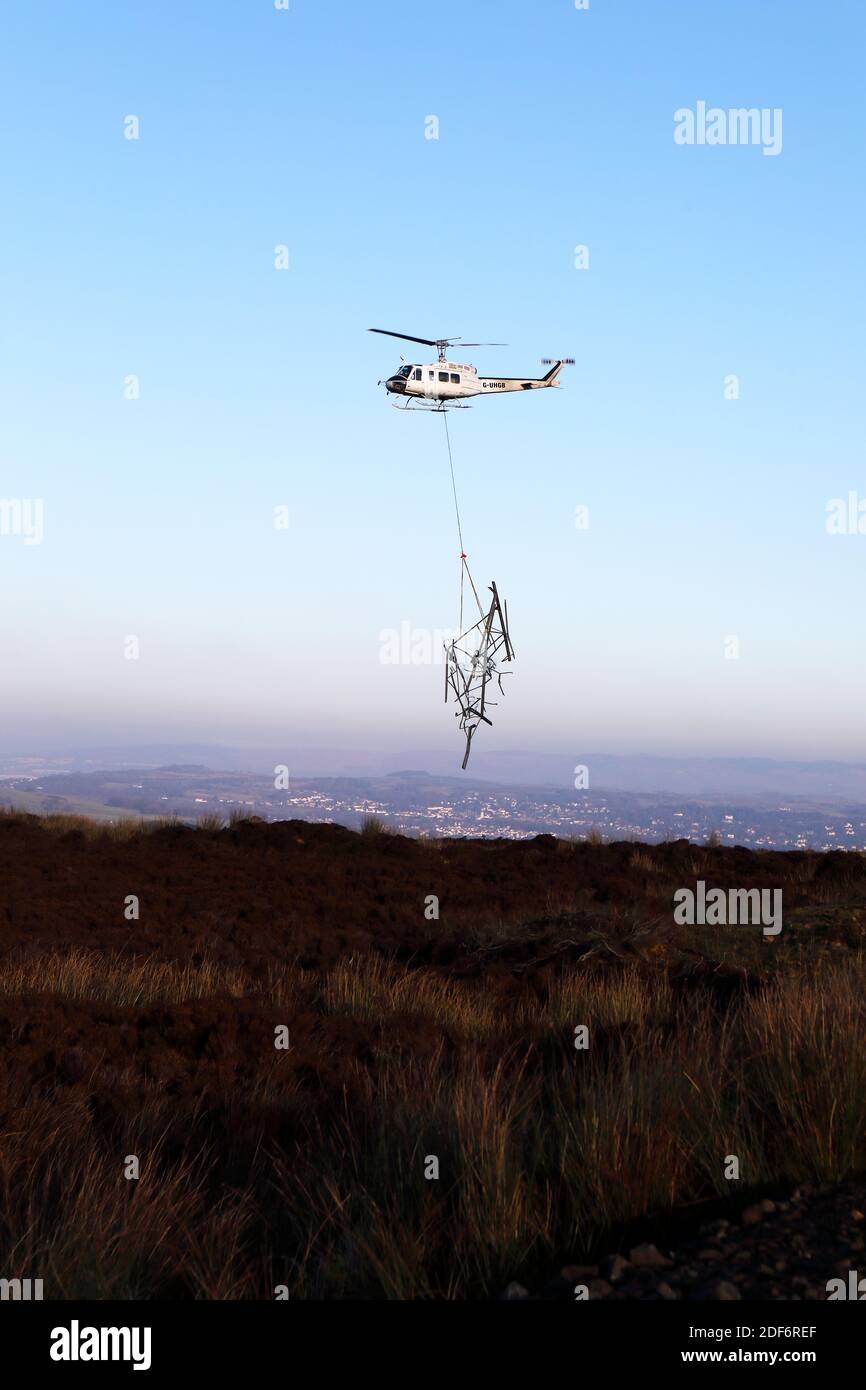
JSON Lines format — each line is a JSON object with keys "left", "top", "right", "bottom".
{"left": 2, "top": 760, "right": 866, "bottom": 851}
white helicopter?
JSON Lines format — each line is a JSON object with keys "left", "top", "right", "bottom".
{"left": 370, "top": 328, "right": 573, "bottom": 410}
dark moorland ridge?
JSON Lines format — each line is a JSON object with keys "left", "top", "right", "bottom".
{"left": 0, "top": 810, "right": 864, "bottom": 1299}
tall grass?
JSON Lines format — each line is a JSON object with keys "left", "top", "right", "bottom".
{"left": 278, "top": 961, "right": 866, "bottom": 1296}
{"left": 0, "top": 949, "right": 252, "bottom": 1006}
{"left": 2, "top": 946, "right": 865, "bottom": 1296}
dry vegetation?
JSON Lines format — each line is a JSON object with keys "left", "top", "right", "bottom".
{"left": 1, "top": 808, "right": 865, "bottom": 1298}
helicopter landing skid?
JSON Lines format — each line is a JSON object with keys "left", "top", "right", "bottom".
{"left": 390, "top": 398, "right": 471, "bottom": 412}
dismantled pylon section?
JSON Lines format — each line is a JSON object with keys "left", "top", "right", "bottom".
{"left": 444, "top": 573, "right": 514, "bottom": 769}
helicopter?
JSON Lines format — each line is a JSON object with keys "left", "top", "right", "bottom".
{"left": 370, "top": 329, "right": 574, "bottom": 410}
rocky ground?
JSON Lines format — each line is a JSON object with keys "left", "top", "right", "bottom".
{"left": 511, "top": 1181, "right": 866, "bottom": 1300}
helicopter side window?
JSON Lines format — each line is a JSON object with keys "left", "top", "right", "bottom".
{"left": 439, "top": 371, "right": 449, "bottom": 383}
{"left": 450, "top": 373, "right": 460, "bottom": 384}
{"left": 413, "top": 368, "right": 422, "bottom": 380}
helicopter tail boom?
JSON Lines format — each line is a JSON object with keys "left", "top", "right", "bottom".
{"left": 477, "top": 359, "right": 573, "bottom": 394}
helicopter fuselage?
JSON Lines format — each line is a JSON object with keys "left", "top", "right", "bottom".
{"left": 384, "top": 359, "right": 564, "bottom": 404}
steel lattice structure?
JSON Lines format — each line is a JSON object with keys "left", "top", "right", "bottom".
{"left": 444, "top": 581, "right": 514, "bottom": 769}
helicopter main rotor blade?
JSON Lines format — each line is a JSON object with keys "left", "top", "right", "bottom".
{"left": 459, "top": 342, "right": 508, "bottom": 348}
{"left": 369, "top": 328, "right": 443, "bottom": 348}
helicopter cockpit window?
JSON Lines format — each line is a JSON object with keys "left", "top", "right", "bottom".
{"left": 398, "top": 365, "right": 412, "bottom": 378}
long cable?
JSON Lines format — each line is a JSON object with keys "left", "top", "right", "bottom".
{"left": 442, "top": 409, "right": 483, "bottom": 630}
{"left": 442, "top": 408, "right": 464, "bottom": 555}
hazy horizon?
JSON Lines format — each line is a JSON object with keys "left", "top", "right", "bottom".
{"left": 8, "top": 737, "right": 866, "bottom": 803}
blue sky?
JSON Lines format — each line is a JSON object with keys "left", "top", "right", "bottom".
{"left": 1, "top": 1, "right": 864, "bottom": 763}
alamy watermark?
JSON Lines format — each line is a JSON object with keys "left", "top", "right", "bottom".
{"left": 826, "top": 492, "right": 866, "bottom": 535}
{"left": 827, "top": 1269, "right": 866, "bottom": 1299}
{"left": 380, "top": 623, "right": 459, "bottom": 665}
{"left": 0, "top": 498, "right": 44, "bottom": 545}
{"left": 50, "top": 1322, "right": 151, "bottom": 1371}
{"left": 674, "top": 880, "right": 782, "bottom": 937}
{"left": 1, "top": 1277, "right": 43, "bottom": 1300}
{"left": 674, "top": 101, "right": 782, "bottom": 157}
